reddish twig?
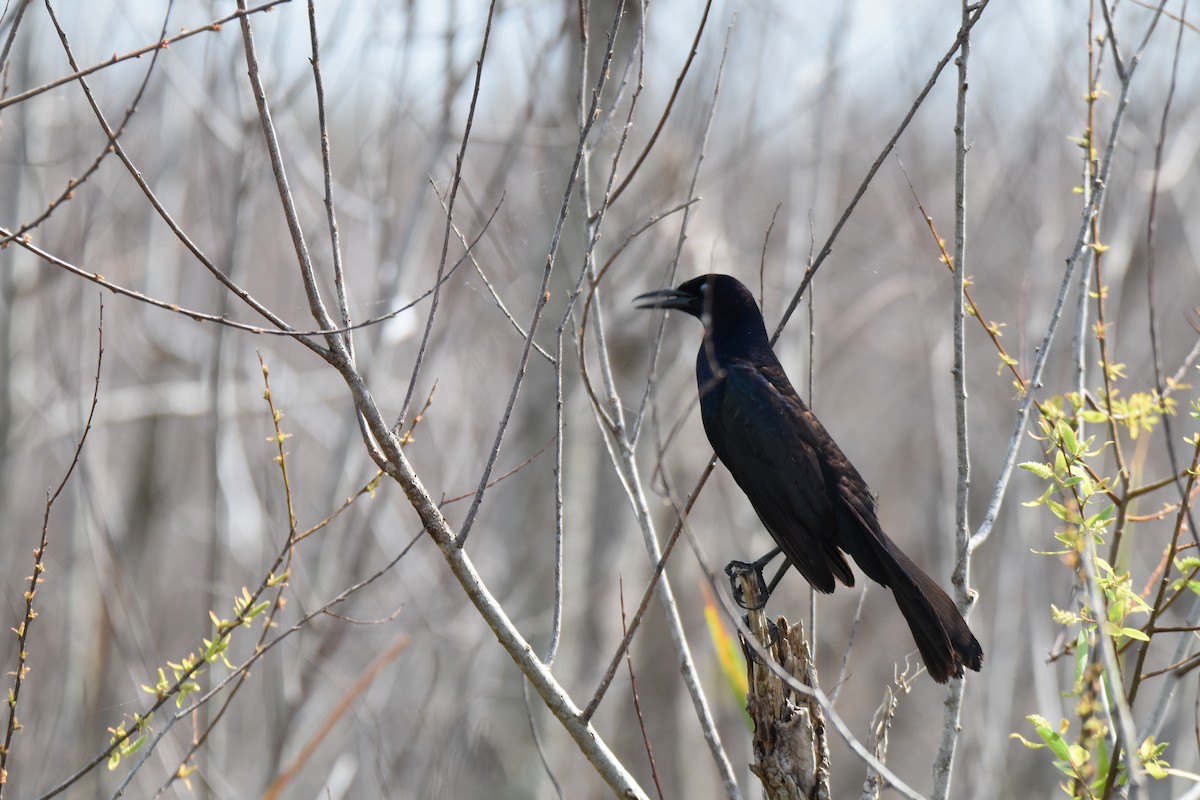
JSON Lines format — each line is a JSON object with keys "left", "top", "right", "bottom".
{"left": 620, "top": 578, "right": 666, "bottom": 800}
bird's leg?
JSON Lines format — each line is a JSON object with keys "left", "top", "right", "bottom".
{"left": 764, "top": 557, "right": 793, "bottom": 597}
{"left": 725, "top": 547, "right": 786, "bottom": 610}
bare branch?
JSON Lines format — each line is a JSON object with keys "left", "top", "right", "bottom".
{"left": 931, "top": 2, "right": 977, "bottom": 796}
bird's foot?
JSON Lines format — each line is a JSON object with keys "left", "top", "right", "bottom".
{"left": 738, "top": 615, "right": 781, "bottom": 662}
{"left": 725, "top": 559, "right": 770, "bottom": 611}
{"left": 764, "top": 617, "right": 780, "bottom": 649}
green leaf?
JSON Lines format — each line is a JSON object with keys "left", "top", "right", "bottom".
{"left": 1139, "top": 737, "right": 1172, "bottom": 779}
{"left": 125, "top": 734, "right": 147, "bottom": 757}
{"left": 1059, "top": 422, "right": 1079, "bottom": 456}
{"left": 1010, "top": 732, "right": 1046, "bottom": 750}
{"left": 1121, "top": 627, "right": 1150, "bottom": 641}
{"left": 1085, "top": 505, "right": 1116, "bottom": 529}
{"left": 1176, "top": 556, "right": 1200, "bottom": 574}
{"left": 1021, "top": 461, "right": 1054, "bottom": 479}
{"left": 1031, "top": 719, "right": 1073, "bottom": 762}
{"left": 1096, "top": 738, "right": 1111, "bottom": 784}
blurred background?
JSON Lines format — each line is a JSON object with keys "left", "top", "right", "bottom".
{"left": 1, "top": 1, "right": 1198, "bottom": 797}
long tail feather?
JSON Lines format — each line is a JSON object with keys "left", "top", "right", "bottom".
{"left": 882, "top": 546, "right": 983, "bottom": 683}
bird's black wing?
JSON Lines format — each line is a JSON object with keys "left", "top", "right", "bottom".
{"left": 704, "top": 359, "right": 855, "bottom": 593}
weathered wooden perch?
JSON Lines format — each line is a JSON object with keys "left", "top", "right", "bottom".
{"left": 728, "top": 564, "right": 831, "bottom": 800}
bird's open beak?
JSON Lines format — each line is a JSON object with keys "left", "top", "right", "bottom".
{"left": 634, "top": 288, "right": 694, "bottom": 311}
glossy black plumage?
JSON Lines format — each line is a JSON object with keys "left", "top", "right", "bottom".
{"left": 637, "top": 274, "right": 983, "bottom": 683}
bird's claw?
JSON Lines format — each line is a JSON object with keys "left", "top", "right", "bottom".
{"left": 725, "top": 559, "right": 770, "bottom": 610}
{"left": 764, "top": 618, "right": 780, "bottom": 649}
{"left": 737, "top": 615, "right": 781, "bottom": 664}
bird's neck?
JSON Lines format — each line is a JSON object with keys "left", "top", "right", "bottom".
{"left": 705, "top": 314, "right": 773, "bottom": 361}
{"left": 695, "top": 316, "right": 777, "bottom": 397}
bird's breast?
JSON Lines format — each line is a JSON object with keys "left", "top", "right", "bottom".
{"left": 695, "top": 346, "right": 729, "bottom": 441}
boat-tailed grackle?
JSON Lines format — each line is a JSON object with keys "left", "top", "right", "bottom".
{"left": 637, "top": 274, "right": 983, "bottom": 683}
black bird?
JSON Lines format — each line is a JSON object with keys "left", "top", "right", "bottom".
{"left": 637, "top": 274, "right": 983, "bottom": 683}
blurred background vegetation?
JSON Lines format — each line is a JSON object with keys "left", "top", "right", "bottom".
{"left": 1, "top": 1, "right": 1198, "bottom": 798}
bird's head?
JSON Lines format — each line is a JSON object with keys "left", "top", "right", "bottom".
{"left": 634, "top": 274, "right": 766, "bottom": 342}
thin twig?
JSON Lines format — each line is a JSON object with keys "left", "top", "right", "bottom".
{"left": 0, "top": 298, "right": 103, "bottom": 798}
{"left": 142, "top": 355, "right": 304, "bottom": 799}
{"left": 0, "top": 0, "right": 289, "bottom": 111}
{"left": 108, "top": 531, "right": 425, "bottom": 800}
{"left": 830, "top": 586, "right": 868, "bottom": 705}
{"left": 261, "top": 635, "right": 411, "bottom": 800}
{"left": 42, "top": 0, "right": 326, "bottom": 360}
{"left": 398, "top": 0, "right": 500, "bottom": 426}
{"left": 1, "top": 16, "right": 166, "bottom": 251}
{"left": 1128, "top": 0, "right": 1200, "bottom": 31}
{"left": 1145, "top": 0, "right": 1197, "bottom": 549}
{"left": 899, "top": 163, "right": 1025, "bottom": 390}
{"left": 0, "top": 228, "right": 485, "bottom": 340}
{"left": 307, "top": 0, "right": 352, "bottom": 355}
{"left": 769, "top": 0, "right": 994, "bottom": 346}
{"left": 600, "top": 0, "right": 712, "bottom": 214}
{"left": 582, "top": 459, "right": 716, "bottom": 721}
{"left": 576, "top": 197, "right": 702, "bottom": 441}
{"left": 1098, "top": 0, "right": 1128, "bottom": 81}
{"left": 0, "top": 0, "right": 34, "bottom": 92}
{"left": 429, "top": 182, "right": 553, "bottom": 362}
{"left": 757, "top": 204, "right": 781, "bottom": 310}
{"left": 621, "top": 578, "right": 667, "bottom": 800}
{"left": 236, "top": 0, "right": 341, "bottom": 346}
{"left": 438, "top": 439, "right": 553, "bottom": 506}
{"left": 520, "top": 678, "right": 565, "bottom": 800}
{"left": 35, "top": 354, "right": 365, "bottom": 799}
{"left": 457, "top": 0, "right": 627, "bottom": 546}
{"left": 969, "top": 0, "right": 1168, "bottom": 554}
{"left": 1134, "top": 7, "right": 1200, "bottom": 752}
